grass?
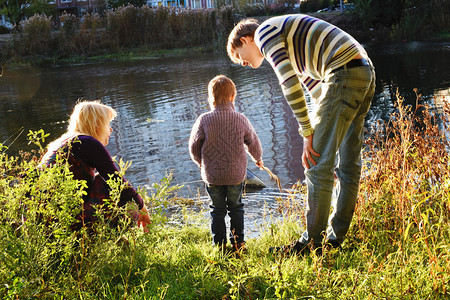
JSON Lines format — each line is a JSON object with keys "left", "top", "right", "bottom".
{"left": 0, "top": 6, "right": 235, "bottom": 67}
{"left": 54, "top": 46, "right": 212, "bottom": 65}
{"left": 2, "top": 45, "right": 212, "bottom": 69}
{"left": 1, "top": 90, "right": 449, "bottom": 299}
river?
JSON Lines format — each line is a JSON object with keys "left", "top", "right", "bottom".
{"left": 1, "top": 41, "right": 449, "bottom": 238}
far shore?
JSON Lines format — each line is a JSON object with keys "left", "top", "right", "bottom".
{"left": 1, "top": 10, "right": 449, "bottom": 68}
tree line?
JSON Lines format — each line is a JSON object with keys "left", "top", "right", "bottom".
{"left": 0, "top": 0, "right": 448, "bottom": 65}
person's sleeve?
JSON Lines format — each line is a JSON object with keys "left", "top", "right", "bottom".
{"left": 243, "top": 117, "right": 263, "bottom": 162}
{"left": 75, "top": 136, "right": 144, "bottom": 209}
{"left": 257, "top": 29, "right": 314, "bottom": 137}
{"left": 188, "top": 117, "right": 205, "bottom": 168}
{"left": 299, "top": 74, "right": 323, "bottom": 102}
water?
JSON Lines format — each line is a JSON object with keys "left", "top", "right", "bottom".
{"left": 1, "top": 41, "right": 449, "bottom": 238}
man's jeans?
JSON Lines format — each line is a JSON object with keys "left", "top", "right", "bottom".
{"left": 207, "top": 183, "right": 244, "bottom": 245}
{"left": 299, "top": 63, "right": 376, "bottom": 246}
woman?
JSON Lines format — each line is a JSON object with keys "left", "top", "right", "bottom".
{"left": 40, "top": 100, "right": 151, "bottom": 231}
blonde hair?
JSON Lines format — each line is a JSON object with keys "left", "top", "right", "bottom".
{"left": 208, "top": 75, "right": 236, "bottom": 107}
{"left": 67, "top": 100, "right": 117, "bottom": 141}
{"left": 227, "top": 18, "right": 260, "bottom": 64}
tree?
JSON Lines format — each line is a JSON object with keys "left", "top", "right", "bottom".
{"left": 106, "top": 0, "right": 147, "bottom": 9}
{"left": 0, "top": 0, "right": 55, "bottom": 26}
{"left": 353, "top": 0, "right": 405, "bottom": 27}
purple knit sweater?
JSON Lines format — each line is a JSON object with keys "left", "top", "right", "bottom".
{"left": 189, "top": 102, "right": 263, "bottom": 185}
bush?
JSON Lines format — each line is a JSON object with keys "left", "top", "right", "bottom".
{"left": 388, "top": 0, "right": 450, "bottom": 41}
{"left": 300, "top": 0, "right": 333, "bottom": 13}
{"left": 102, "top": 5, "right": 234, "bottom": 51}
{"left": 1, "top": 92, "right": 449, "bottom": 298}
{"left": 352, "top": 0, "right": 449, "bottom": 41}
{"left": 353, "top": 89, "right": 450, "bottom": 263}
{"left": 1, "top": 6, "right": 235, "bottom": 63}
{"left": 13, "top": 14, "right": 54, "bottom": 56}
{"left": 0, "top": 25, "right": 10, "bottom": 34}
{"left": 0, "top": 131, "right": 181, "bottom": 298}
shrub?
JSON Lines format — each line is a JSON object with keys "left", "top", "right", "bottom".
{"left": 353, "top": 89, "right": 450, "bottom": 260}
{"left": 0, "top": 25, "right": 10, "bottom": 34}
{"left": 300, "top": 0, "right": 333, "bottom": 13}
{"left": 0, "top": 131, "right": 181, "bottom": 298}
{"left": 58, "top": 13, "right": 81, "bottom": 56}
{"left": 13, "top": 14, "right": 54, "bottom": 56}
{"left": 388, "top": 0, "right": 450, "bottom": 41}
{"left": 78, "top": 13, "right": 104, "bottom": 55}
{"left": 105, "top": 5, "right": 142, "bottom": 48}
{"left": 1, "top": 6, "right": 235, "bottom": 62}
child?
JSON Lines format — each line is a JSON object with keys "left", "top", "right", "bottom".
{"left": 189, "top": 75, "right": 263, "bottom": 251}
{"left": 227, "top": 16, "right": 376, "bottom": 254}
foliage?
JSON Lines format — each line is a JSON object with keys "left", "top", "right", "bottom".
{"left": 0, "top": 1, "right": 448, "bottom": 64}
{"left": 1, "top": 5, "right": 235, "bottom": 63}
{"left": 353, "top": 89, "right": 450, "bottom": 263}
{"left": 353, "top": 0, "right": 404, "bottom": 27}
{"left": 0, "top": 131, "right": 181, "bottom": 298}
{"left": 0, "top": 0, "right": 55, "bottom": 26}
{"left": 388, "top": 0, "right": 450, "bottom": 41}
{"left": 1, "top": 90, "right": 449, "bottom": 298}
{"left": 237, "top": 1, "right": 297, "bottom": 17}
{"left": 11, "top": 13, "right": 54, "bottom": 57}
{"left": 0, "top": 24, "right": 10, "bottom": 33}
{"left": 352, "top": 0, "right": 449, "bottom": 41}
{"left": 300, "top": 0, "right": 333, "bottom": 13}
{"left": 106, "top": 0, "right": 147, "bottom": 10}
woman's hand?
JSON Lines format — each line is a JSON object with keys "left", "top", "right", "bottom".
{"left": 137, "top": 206, "right": 151, "bottom": 233}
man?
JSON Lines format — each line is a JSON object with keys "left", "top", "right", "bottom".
{"left": 227, "top": 15, "right": 376, "bottom": 254}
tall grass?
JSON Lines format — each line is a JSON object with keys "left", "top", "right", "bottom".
{"left": 350, "top": 89, "right": 450, "bottom": 296}
{"left": 388, "top": 0, "right": 450, "bottom": 41}
{"left": 0, "top": 5, "right": 235, "bottom": 64}
{"left": 1, "top": 90, "right": 449, "bottom": 298}
{"left": 10, "top": 14, "right": 54, "bottom": 57}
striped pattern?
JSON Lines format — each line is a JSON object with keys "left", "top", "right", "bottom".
{"left": 255, "top": 14, "right": 368, "bottom": 137}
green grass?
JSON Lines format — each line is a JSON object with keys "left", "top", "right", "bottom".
{"left": 3, "top": 46, "right": 213, "bottom": 68}
{"left": 1, "top": 90, "right": 449, "bottom": 299}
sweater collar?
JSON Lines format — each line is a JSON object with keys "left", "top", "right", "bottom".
{"left": 212, "top": 102, "right": 235, "bottom": 111}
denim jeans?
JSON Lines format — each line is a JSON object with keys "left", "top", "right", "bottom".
{"left": 206, "top": 183, "right": 244, "bottom": 245}
{"left": 299, "top": 63, "right": 376, "bottom": 246}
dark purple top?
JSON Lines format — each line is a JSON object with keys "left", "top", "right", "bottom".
{"left": 43, "top": 134, "right": 144, "bottom": 210}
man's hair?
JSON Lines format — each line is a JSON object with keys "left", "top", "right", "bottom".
{"left": 227, "top": 18, "right": 260, "bottom": 64}
{"left": 208, "top": 75, "right": 236, "bottom": 107}
{"left": 67, "top": 100, "right": 117, "bottom": 141}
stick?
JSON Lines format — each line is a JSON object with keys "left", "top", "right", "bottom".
{"left": 259, "top": 166, "right": 282, "bottom": 192}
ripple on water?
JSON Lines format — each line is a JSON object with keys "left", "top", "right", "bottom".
{"left": 164, "top": 188, "right": 306, "bottom": 240}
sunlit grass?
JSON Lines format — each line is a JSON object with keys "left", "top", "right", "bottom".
{"left": 1, "top": 90, "right": 449, "bottom": 298}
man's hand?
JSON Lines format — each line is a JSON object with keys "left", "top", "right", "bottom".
{"left": 302, "top": 134, "right": 320, "bottom": 169}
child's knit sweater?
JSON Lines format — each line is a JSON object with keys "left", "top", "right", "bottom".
{"left": 189, "top": 102, "right": 263, "bottom": 185}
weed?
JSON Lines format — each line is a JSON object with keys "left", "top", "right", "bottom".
{"left": 1, "top": 89, "right": 449, "bottom": 298}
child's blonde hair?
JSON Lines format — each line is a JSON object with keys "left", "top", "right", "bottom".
{"left": 67, "top": 100, "right": 117, "bottom": 141}
{"left": 227, "top": 18, "right": 260, "bottom": 64}
{"left": 208, "top": 75, "right": 236, "bottom": 107}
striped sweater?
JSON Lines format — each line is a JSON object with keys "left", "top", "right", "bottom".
{"left": 189, "top": 102, "right": 263, "bottom": 185}
{"left": 255, "top": 14, "right": 368, "bottom": 137}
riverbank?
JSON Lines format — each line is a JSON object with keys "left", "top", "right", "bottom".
{"left": 1, "top": 90, "right": 449, "bottom": 298}
{"left": 1, "top": 7, "right": 448, "bottom": 68}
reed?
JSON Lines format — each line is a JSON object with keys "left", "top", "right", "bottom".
{"left": 1, "top": 6, "right": 235, "bottom": 64}
{"left": 11, "top": 14, "right": 54, "bottom": 57}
